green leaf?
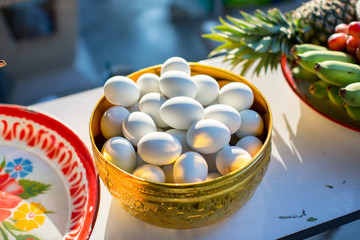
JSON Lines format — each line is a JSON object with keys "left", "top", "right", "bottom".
{"left": 16, "top": 234, "right": 41, "bottom": 240}
{"left": 326, "top": 185, "right": 334, "bottom": 189}
{"left": 2, "top": 221, "right": 25, "bottom": 232}
{"left": 1, "top": 156, "right": 6, "bottom": 170}
{"left": 0, "top": 226, "right": 9, "bottom": 240}
{"left": 17, "top": 179, "right": 51, "bottom": 199}
{"left": 254, "top": 36, "right": 272, "bottom": 53}
{"left": 307, "top": 217, "right": 318, "bottom": 222}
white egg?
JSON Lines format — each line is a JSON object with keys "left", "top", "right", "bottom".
{"left": 161, "top": 56, "right": 191, "bottom": 75}
{"left": 204, "top": 104, "right": 241, "bottom": 134}
{"left": 104, "top": 76, "right": 140, "bottom": 107}
{"left": 139, "top": 93, "right": 169, "bottom": 128}
{"left": 218, "top": 82, "right": 254, "bottom": 111}
{"left": 216, "top": 146, "right": 252, "bottom": 175}
{"left": 186, "top": 119, "right": 230, "bottom": 154}
{"left": 162, "top": 163, "right": 175, "bottom": 183}
{"left": 127, "top": 102, "right": 140, "bottom": 112}
{"left": 201, "top": 152, "right": 219, "bottom": 173}
{"left": 160, "top": 96, "right": 204, "bottom": 130}
{"left": 122, "top": 111, "right": 157, "bottom": 146}
{"left": 173, "top": 151, "right": 208, "bottom": 183}
{"left": 206, "top": 172, "right": 222, "bottom": 181}
{"left": 192, "top": 74, "right": 219, "bottom": 106}
{"left": 236, "top": 136, "right": 263, "bottom": 157}
{"left": 137, "top": 132, "right": 182, "bottom": 165}
{"left": 101, "top": 137, "right": 136, "bottom": 173}
{"left": 235, "top": 109, "right": 264, "bottom": 138}
{"left": 100, "top": 106, "right": 130, "bottom": 139}
{"left": 136, "top": 73, "right": 161, "bottom": 97}
{"left": 165, "top": 129, "right": 192, "bottom": 153}
{"left": 135, "top": 152, "right": 147, "bottom": 168}
{"left": 132, "top": 164, "right": 165, "bottom": 183}
{"left": 159, "top": 70, "right": 197, "bottom": 98}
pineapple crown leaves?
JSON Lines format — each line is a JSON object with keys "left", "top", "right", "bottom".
{"left": 203, "top": 8, "right": 303, "bottom": 76}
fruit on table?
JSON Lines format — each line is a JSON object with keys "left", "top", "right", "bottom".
{"left": 313, "top": 60, "right": 360, "bottom": 86}
{"left": 309, "top": 80, "right": 329, "bottom": 99}
{"left": 346, "top": 35, "right": 360, "bottom": 54}
{"left": 339, "top": 82, "right": 360, "bottom": 106}
{"left": 327, "top": 33, "right": 348, "bottom": 51}
{"left": 348, "top": 21, "right": 360, "bottom": 39}
{"left": 335, "top": 23, "right": 349, "bottom": 34}
{"left": 344, "top": 102, "right": 360, "bottom": 121}
{"left": 203, "top": 0, "right": 357, "bottom": 75}
{"left": 291, "top": 44, "right": 328, "bottom": 57}
{"left": 295, "top": 50, "right": 356, "bottom": 73}
{"left": 326, "top": 85, "right": 344, "bottom": 108}
{"left": 292, "top": 66, "right": 319, "bottom": 81}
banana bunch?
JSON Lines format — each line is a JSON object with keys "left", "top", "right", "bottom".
{"left": 291, "top": 44, "right": 360, "bottom": 121}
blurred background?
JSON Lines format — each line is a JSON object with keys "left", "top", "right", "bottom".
{"left": 0, "top": 0, "right": 303, "bottom": 105}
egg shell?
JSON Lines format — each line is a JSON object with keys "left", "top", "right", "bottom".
{"left": 137, "top": 132, "right": 182, "bottom": 165}
{"left": 127, "top": 102, "right": 140, "bottom": 112}
{"left": 204, "top": 104, "right": 241, "bottom": 134}
{"left": 216, "top": 146, "right": 252, "bottom": 175}
{"left": 162, "top": 163, "right": 175, "bottom": 183}
{"left": 136, "top": 73, "right": 161, "bottom": 97}
{"left": 235, "top": 109, "right": 264, "bottom": 138}
{"left": 218, "top": 82, "right": 254, "bottom": 111}
{"left": 186, "top": 119, "right": 230, "bottom": 154}
{"left": 135, "top": 152, "right": 147, "bottom": 168}
{"left": 236, "top": 136, "right": 263, "bottom": 157}
{"left": 206, "top": 172, "right": 222, "bottom": 181}
{"left": 139, "top": 93, "right": 169, "bottom": 128}
{"left": 159, "top": 70, "right": 197, "bottom": 98}
{"left": 100, "top": 106, "right": 130, "bottom": 139}
{"left": 161, "top": 56, "right": 191, "bottom": 75}
{"left": 192, "top": 74, "right": 219, "bottom": 106}
{"left": 122, "top": 111, "right": 157, "bottom": 146}
{"left": 101, "top": 137, "right": 136, "bottom": 173}
{"left": 132, "top": 164, "right": 166, "bottom": 183}
{"left": 104, "top": 76, "right": 140, "bottom": 107}
{"left": 165, "top": 129, "right": 192, "bottom": 153}
{"left": 173, "top": 151, "right": 208, "bottom": 183}
{"left": 201, "top": 152, "right": 220, "bottom": 173}
{"left": 160, "top": 96, "right": 204, "bottom": 130}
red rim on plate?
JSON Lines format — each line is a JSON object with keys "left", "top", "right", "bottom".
{"left": 0, "top": 104, "right": 100, "bottom": 240}
{"left": 280, "top": 54, "right": 360, "bottom": 133}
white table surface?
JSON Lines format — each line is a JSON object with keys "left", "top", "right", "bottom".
{"left": 31, "top": 59, "right": 360, "bottom": 240}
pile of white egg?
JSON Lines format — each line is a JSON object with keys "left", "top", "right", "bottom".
{"left": 100, "top": 57, "right": 265, "bottom": 184}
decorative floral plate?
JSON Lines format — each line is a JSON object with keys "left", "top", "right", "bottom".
{"left": 280, "top": 55, "right": 360, "bottom": 132}
{"left": 0, "top": 105, "right": 99, "bottom": 240}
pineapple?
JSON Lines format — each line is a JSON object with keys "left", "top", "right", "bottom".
{"left": 203, "top": 0, "right": 358, "bottom": 76}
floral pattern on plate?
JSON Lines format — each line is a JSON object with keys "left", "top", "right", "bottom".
{"left": 0, "top": 105, "right": 99, "bottom": 240}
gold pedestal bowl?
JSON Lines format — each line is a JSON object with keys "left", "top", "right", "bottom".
{"left": 89, "top": 63, "right": 273, "bottom": 229}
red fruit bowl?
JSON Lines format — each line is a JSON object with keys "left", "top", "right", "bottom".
{"left": 280, "top": 55, "right": 360, "bottom": 132}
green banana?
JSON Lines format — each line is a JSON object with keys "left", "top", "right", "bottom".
{"left": 309, "top": 80, "right": 329, "bottom": 99}
{"left": 339, "top": 82, "right": 360, "bottom": 107}
{"left": 314, "top": 60, "right": 360, "bottom": 86}
{"left": 292, "top": 66, "right": 319, "bottom": 81}
{"left": 344, "top": 102, "right": 360, "bottom": 121}
{"left": 326, "top": 85, "right": 344, "bottom": 108}
{"left": 291, "top": 44, "right": 328, "bottom": 57}
{"left": 296, "top": 51, "right": 356, "bottom": 73}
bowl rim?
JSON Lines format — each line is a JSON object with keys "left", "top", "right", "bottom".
{"left": 89, "top": 62, "right": 273, "bottom": 188}
{"left": 0, "top": 103, "right": 100, "bottom": 240}
{"left": 280, "top": 54, "right": 360, "bottom": 133}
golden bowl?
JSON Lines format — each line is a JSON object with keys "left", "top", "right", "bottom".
{"left": 89, "top": 63, "right": 273, "bottom": 229}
